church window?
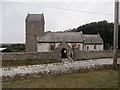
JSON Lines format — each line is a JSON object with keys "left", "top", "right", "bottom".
{"left": 50, "top": 44, "right": 55, "bottom": 50}
{"left": 94, "top": 45, "right": 96, "bottom": 49}
{"left": 77, "top": 44, "right": 81, "bottom": 49}
{"left": 72, "top": 45, "right": 75, "bottom": 50}
{"left": 87, "top": 46, "right": 89, "bottom": 50}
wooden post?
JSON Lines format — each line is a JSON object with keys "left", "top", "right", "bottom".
{"left": 113, "top": 0, "right": 119, "bottom": 70}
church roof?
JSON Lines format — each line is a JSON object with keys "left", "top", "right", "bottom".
{"left": 83, "top": 34, "right": 103, "bottom": 44}
{"left": 38, "top": 32, "right": 83, "bottom": 43}
{"left": 26, "top": 14, "right": 44, "bottom": 21}
{"left": 37, "top": 32, "right": 103, "bottom": 43}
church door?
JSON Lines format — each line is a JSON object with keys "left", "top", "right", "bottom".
{"left": 61, "top": 48, "right": 67, "bottom": 58}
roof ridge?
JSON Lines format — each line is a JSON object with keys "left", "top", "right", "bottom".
{"left": 29, "top": 13, "right": 42, "bottom": 15}
{"left": 83, "top": 34, "right": 98, "bottom": 35}
{"left": 45, "top": 32, "right": 81, "bottom": 33}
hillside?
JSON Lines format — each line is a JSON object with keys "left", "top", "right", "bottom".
{"left": 65, "top": 20, "right": 120, "bottom": 50}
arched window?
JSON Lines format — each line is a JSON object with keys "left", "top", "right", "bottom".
{"left": 87, "top": 46, "right": 89, "bottom": 50}
{"left": 50, "top": 43, "right": 55, "bottom": 50}
{"left": 94, "top": 45, "right": 96, "bottom": 49}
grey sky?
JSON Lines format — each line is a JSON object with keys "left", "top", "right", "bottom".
{"left": 1, "top": 0, "right": 117, "bottom": 43}
{"left": 0, "top": 0, "right": 2, "bottom": 44}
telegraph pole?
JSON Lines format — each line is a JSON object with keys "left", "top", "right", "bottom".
{"left": 113, "top": 0, "right": 119, "bottom": 70}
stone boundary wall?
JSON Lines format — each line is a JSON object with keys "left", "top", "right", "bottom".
{"left": 1, "top": 52, "right": 60, "bottom": 60}
{"left": 1, "top": 50, "right": 120, "bottom": 60}
{"left": 73, "top": 50, "right": 120, "bottom": 60}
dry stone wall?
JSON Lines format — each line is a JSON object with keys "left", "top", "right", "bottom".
{"left": 1, "top": 50, "right": 120, "bottom": 60}
{"left": 1, "top": 52, "right": 60, "bottom": 60}
{"left": 73, "top": 50, "right": 120, "bottom": 60}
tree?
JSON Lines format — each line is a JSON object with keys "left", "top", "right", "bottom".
{"left": 2, "top": 48, "right": 12, "bottom": 52}
{"left": 66, "top": 20, "right": 120, "bottom": 50}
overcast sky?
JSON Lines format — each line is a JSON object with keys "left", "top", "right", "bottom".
{"left": 1, "top": 0, "right": 119, "bottom": 43}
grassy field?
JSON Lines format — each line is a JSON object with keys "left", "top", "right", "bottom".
{"left": 2, "top": 59, "right": 61, "bottom": 67}
{"left": 2, "top": 69, "right": 118, "bottom": 88}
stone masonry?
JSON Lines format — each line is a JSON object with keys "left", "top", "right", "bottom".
{"left": 1, "top": 51, "right": 60, "bottom": 60}
{"left": 26, "top": 14, "right": 44, "bottom": 52}
{"left": 1, "top": 50, "right": 120, "bottom": 60}
{"left": 73, "top": 49, "right": 120, "bottom": 60}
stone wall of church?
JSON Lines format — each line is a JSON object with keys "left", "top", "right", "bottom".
{"left": 37, "top": 43, "right": 50, "bottom": 52}
{"left": 73, "top": 49, "right": 120, "bottom": 60}
{"left": 84, "top": 44, "right": 103, "bottom": 51}
{"left": 37, "top": 42, "right": 84, "bottom": 52}
{"left": 1, "top": 50, "right": 120, "bottom": 60}
{"left": 37, "top": 42, "right": 104, "bottom": 52}
{"left": 1, "top": 51, "right": 60, "bottom": 60}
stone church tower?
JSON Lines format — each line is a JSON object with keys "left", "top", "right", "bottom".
{"left": 25, "top": 13, "right": 44, "bottom": 52}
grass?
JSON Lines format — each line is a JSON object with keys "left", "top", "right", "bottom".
{"left": 2, "top": 69, "right": 118, "bottom": 88}
{"left": 2, "top": 59, "right": 61, "bottom": 67}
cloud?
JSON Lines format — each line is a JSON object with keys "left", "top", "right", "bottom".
{"left": 2, "top": 1, "right": 114, "bottom": 43}
{"left": 3, "top": 0, "right": 114, "bottom": 2}
{"left": 0, "top": 1, "right": 2, "bottom": 43}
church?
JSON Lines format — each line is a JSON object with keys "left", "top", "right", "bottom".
{"left": 25, "top": 14, "right": 104, "bottom": 57}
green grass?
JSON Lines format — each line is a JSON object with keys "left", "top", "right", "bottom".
{"left": 2, "top": 59, "right": 61, "bottom": 67}
{"left": 2, "top": 69, "right": 118, "bottom": 88}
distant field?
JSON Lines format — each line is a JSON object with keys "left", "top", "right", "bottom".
{"left": 2, "top": 69, "right": 118, "bottom": 88}
{"left": 2, "top": 59, "right": 61, "bottom": 67}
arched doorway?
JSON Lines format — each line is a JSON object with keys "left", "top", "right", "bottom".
{"left": 61, "top": 48, "right": 67, "bottom": 58}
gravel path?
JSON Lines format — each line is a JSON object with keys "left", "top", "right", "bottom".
{"left": 1, "top": 58, "right": 120, "bottom": 81}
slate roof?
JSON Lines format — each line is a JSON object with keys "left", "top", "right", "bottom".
{"left": 83, "top": 34, "right": 103, "bottom": 44}
{"left": 37, "top": 32, "right": 103, "bottom": 44}
{"left": 38, "top": 32, "right": 83, "bottom": 43}
{"left": 26, "top": 14, "right": 44, "bottom": 21}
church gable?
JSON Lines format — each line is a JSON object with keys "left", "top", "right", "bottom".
{"left": 55, "top": 42, "right": 72, "bottom": 51}
{"left": 83, "top": 34, "right": 103, "bottom": 44}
